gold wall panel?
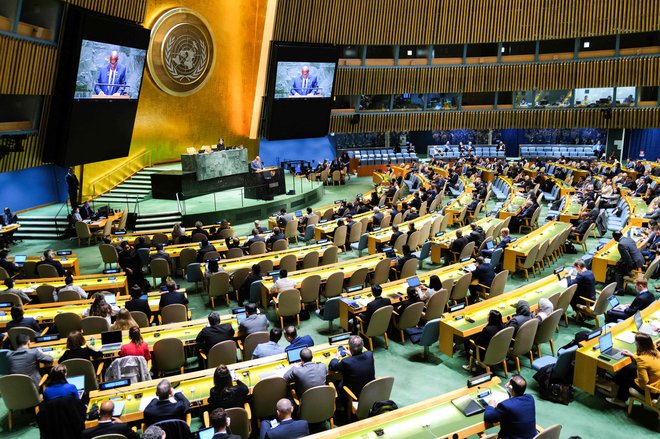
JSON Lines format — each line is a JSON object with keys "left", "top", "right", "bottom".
{"left": 0, "top": 35, "right": 57, "bottom": 95}
{"left": 64, "top": 0, "right": 147, "bottom": 23}
{"left": 330, "top": 108, "right": 660, "bottom": 132}
{"left": 334, "top": 57, "right": 660, "bottom": 95}
{"left": 274, "top": 0, "right": 660, "bottom": 45}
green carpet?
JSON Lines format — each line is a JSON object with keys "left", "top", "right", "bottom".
{"left": 2, "top": 177, "right": 659, "bottom": 438}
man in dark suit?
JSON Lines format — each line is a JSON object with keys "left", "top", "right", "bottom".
{"left": 290, "top": 65, "right": 319, "bottom": 96}
{"left": 481, "top": 227, "right": 511, "bottom": 258}
{"left": 606, "top": 278, "right": 656, "bottom": 323}
{"left": 467, "top": 222, "right": 486, "bottom": 248}
{"left": 238, "top": 264, "right": 262, "bottom": 306}
{"left": 387, "top": 224, "right": 403, "bottom": 248}
{"left": 613, "top": 230, "right": 645, "bottom": 295}
{"left": 197, "top": 239, "right": 217, "bottom": 263}
{"left": 79, "top": 202, "right": 94, "bottom": 220}
{"left": 244, "top": 228, "right": 267, "bottom": 247}
{"left": 125, "top": 285, "right": 152, "bottom": 321}
{"left": 143, "top": 379, "right": 190, "bottom": 426}
{"left": 208, "top": 408, "right": 241, "bottom": 439}
{"left": 357, "top": 284, "right": 391, "bottom": 331}
{"left": 80, "top": 401, "right": 139, "bottom": 439}
{"left": 35, "top": 249, "right": 65, "bottom": 277}
{"left": 372, "top": 207, "right": 384, "bottom": 227}
{"left": 283, "top": 325, "right": 314, "bottom": 352}
{"left": 511, "top": 200, "right": 535, "bottom": 233}
{"left": 260, "top": 398, "right": 309, "bottom": 439}
{"left": 158, "top": 280, "right": 189, "bottom": 310}
{"left": 450, "top": 229, "right": 469, "bottom": 261}
{"left": 196, "top": 312, "right": 235, "bottom": 355}
{"left": 65, "top": 167, "right": 79, "bottom": 209}
{"left": 567, "top": 259, "right": 596, "bottom": 311}
{"left": 468, "top": 256, "right": 495, "bottom": 304}
{"left": 266, "top": 227, "right": 286, "bottom": 248}
{"left": 393, "top": 245, "right": 417, "bottom": 279}
{"left": 484, "top": 375, "right": 536, "bottom": 439}
{"left": 569, "top": 212, "right": 593, "bottom": 240}
{"left": 94, "top": 51, "right": 127, "bottom": 96}
{"left": 328, "top": 335, "right": 375, "bottom": 397}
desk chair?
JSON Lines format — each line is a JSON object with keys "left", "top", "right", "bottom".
{"left": 151, "top": 420, "right": 192, "bottom": 439}
{"left": 249, "top": 241, "right": 266, "bottom": 255}
{"left": 469, "top": 326, "right": 515, "bottom": 377}
{"left": 300, "top": 274, "right": 321, "bottom": 310}
{"left": 333, "top": 225, "right": 347, "bottom": 253}
{"left": 61, "top": 358, "right": 102, "bottom": 392}
{"left": 58, "top": 289, "right": 83, "bottom": 302}
{"left": 531, "top": 345, "right": 578, "bottom": 385}
{"left": 406, "top": 230, "right": 420, "bottom": 251}
{"left": 257, "top": 259, "right": 273, "bottom": 274}
{"left": 152, "top": 233, "right": 169, "bottom": 245}
{"left": 226, "top": 247, "right": 244, "bottom": 259}
{"left": 393, "top": 301, "right": 424, "bottom": 343}
{"left": 136, "top": 248, "right": 150, "bottom": 269}
{"left": 321, "top": 245, "right": 339, "bottom": 265}
{"left": 274, "top": 288, "right": 301, "bottom": 328}
{"left": 300, "top": 224, "right": 315, "bottom": 244}
{"left": 37, "top": 264, "right": 59, "bottom": 278}
{"left": 479, "top": 269, "right": 508, "bottom": 300}
{"left": 534, "top": 309, "right": 563, "bottom": 357}
{"left": 248, "top": 280, "right": 263, "bottom": 304}
{"left": 509, "top": 318, "right": 539, "bottom": 372}
{"left": 322, "top": 271, "right": 344, "bottom": 299}
{"left": 315, "top": 296, "right": 340, "bottom": 331}
{"left": 75, "top": 221, "right": 95, "bottom": 246}
{"left": 347, "top": 267, "right": 369, "bottom": 288}
{"left": 226, "top": 407, "right": 251, "bottom": 439}
{"left": 0, "top": 374, "right": 41, "bottom": 431}
{"left": 54, "top": 312, "right": 82, "bottom": 336}
{"left": 519, "top": 207, "right": 541, "bottom": 233}
{"left": 450, "top": 241, "right": 474, "bottom": 264}
{"left": 185, "top": 263, "right": 203, "bottom": 293}
{"left": 285, "top": 220, "right": 299, "bottom": 244}
{"left": 160, "top": 304, "right": 189, "bottom": 324}
{"left": 350, "top": 233, "right": 369, "bottom": 256}
{"left": 208, "top": 271, "right": 230, "bottom": 308}
{"left": 628, "top": 383, "right": 660, "bottom": 419}
{"left": 555, "top": 284, "right": 577, "bottom": 326}
{"left": 153, "top": 338, "right": 185, "bottom": 376}
{"left": 179, "top": 248, "right": 197, "bottom": 276}
{"left": 393, "top": 233, "right": 407, "bottom": 254}
{"left": 515, "top": 243, "right": 539, "bottom": 280}
{"left": 298, "top": 385, "right": 337, "bottom": 427}
{"left": 36, "top": 284, "right": 55, "bottom": 303}
{"left": 574, "top": 282, "right": 615, "bottom": 328}
{"left": 99, "top": 244, "right": 119, "bottom": 270}
{"left": 230, "top": 267, "right": 251, "bottom": 301}
{"left": 242, "top": 331, "right": 269, "bottom": 361}
{"left": 421, "top": 289, "right": 448, "bottom": 322}
{"left": 413, "top": 318, "right": 441, "bottom": 360}
{"left": 301, "top": 251, "right": 319, "bottom": 269}
{"left": 346, "top": 376, "right": 395, "bottom": 420}
{"left": 251, "top": 377, "right": 287, "bottom": 422}
{"left": 398, "top": 257, "right": 418, "bottom": 279}
{"left": 0, "top": 266, "right": 9, "bottom": 280}
{"left": 534, "top": 424, "right": 562, "bottom": 439}
{"left": 278, "top": 254, "right": 297, "bottom": 273}
{"left": 0, "top": 292, "right": 21, "bottom": 306}
{"left": 149, "top": 258, "right": 171, "bottom": 287}
{"left": 272, "top": 239, "right": 289, "bottom": 252}
{"left": 449, "top": 272, "right": 471, "bottom": 306}
{"left": 8, "top": 327, "right": 42, "bottom": 349}
{"left": 129, "top": 311, "right": 151, "bottom": 328}
{"left": 357, "top": 305, "right": 393, "bottom": 350}
{"left": 203, "top": 340, "right": 238, "bottom": 368}
{"left": 81, "top": 316, "right": 110, "bottom": 335}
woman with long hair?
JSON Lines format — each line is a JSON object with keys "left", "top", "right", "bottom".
{"left": 119, "top": 326, "right": 150, "bottom": 361}
{"left": 208, "top": 364, "right": 249, "bottom": 410}
{"left": 43, "top": 364, "right": 79, "bottom": 401}
{"left": 110, "top": 308, "right": 138, "bottom": 331}
{"left": 607, "top": 333, "right": 660, "bottom": 407}
{"left": 463, "top": 310, "right": 505, "bottom": 372}
{"left": 83, "top": 292, "right": 118, "bottom": 324}
{"left": 59, "top": 330, "right": 103, "bottom": 363}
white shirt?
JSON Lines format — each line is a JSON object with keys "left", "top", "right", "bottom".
{"left": 272, "top": 277, "right": 297, "bottom": 293}
{"left": 55, "top": 284, "right": 88, "bottom": 301}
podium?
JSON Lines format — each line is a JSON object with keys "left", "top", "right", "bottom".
{"left": 245, "top": 167, "right": 286, "bottom": 200}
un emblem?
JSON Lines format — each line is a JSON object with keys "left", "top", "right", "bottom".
{"left": 147, "top": 8, "right": 215, "bottom": 96}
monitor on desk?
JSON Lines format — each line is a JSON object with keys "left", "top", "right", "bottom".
{"left": 406, "top": 276, "right": 421, "bottom": 288}
{"left": 197, "top": 427, "right": 215, "bottom": 439}
{"left": 103, "top": 293, "right": 117, "bottom": 305}
{"left": 13, "top": 255, "right": 26, "bottom": 266}
{"left": 99, "top": 379, "right": 131, "bottom": 391}
{"left": 329, "top": 332, "right": 351, "bottom": 345}
{"left": 286, "top": 346, "right": 307, "bottom": 364}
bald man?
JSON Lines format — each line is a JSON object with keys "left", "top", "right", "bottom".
{"left": 259, "top": 398, "right": 309, "bottom": 439}
{"left": 80, "top": 401, "right": 139, "bottom": 439}
{"left": 290, "top": 65, "right": 319, "bottom": 96}
{"left": 251, "top": 156, "right": 265, "bottom": 172}
{"left": 95, "top": 50, "right": 126, "bottom": 96}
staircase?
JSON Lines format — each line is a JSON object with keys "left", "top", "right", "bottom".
{"left": 134, "top": 211, "right": 182, "bottom": 231}
{"left": 93, "top": 168, "right": 163, "bottom": 206}
{"left": 14, "top": 212, "right": 69, "bottom": 240}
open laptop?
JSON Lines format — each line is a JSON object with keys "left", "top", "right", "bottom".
{"left": 197, "top": 427, "right": 215, "bottom": 439}
{"left": 383, "top": 247, "right": 397, "bottom": 261}
{"left": 599, "top": 332, "right": 624, "bottom": 360}
{"left": 406, "top": 276, "right": 421, "bottom": 288}
{"left": 13, "top": 255, "right": 26, "bottom": 267}
{"left": 618, "top": 311, "right": 655, "bottom": 343}
{"left": 103, "top": 293, "right": 117, "bottom": 305}
{"left": 67, "top": 375, "right": 85, "bottom": 398}
{"left": 451, "top": 389, "right": 491, "bottom": 417}
{"left": 286, "top": 346, "right": 306, "bottom": 364}
{"left": 295, "top": 210, "right": 303, "bottom": 218}
{"left": 100, "top": 330, "right": 123, "bottom": 352}
{"left": 607, "top": 295, "right": 626, "bottom": 312}
{"left": 485, "top": 240, "right": 494, "bottom": 250}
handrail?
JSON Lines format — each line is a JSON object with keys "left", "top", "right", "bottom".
{"left": 53, "top": 202, "right": 69, "bottom": 236}
{"left": 89, "top": 150, "right": 152, "bottom": 199}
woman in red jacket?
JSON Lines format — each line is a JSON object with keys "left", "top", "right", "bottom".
{"left": 119, "top": 326, "right": 150, "bottom": 361}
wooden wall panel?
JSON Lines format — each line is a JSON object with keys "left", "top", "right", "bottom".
{"left": 274, "top": 0, "right": 660, "bottom": 45}
{"left": 329, "top": 108, "right": 660, "bottom": 133}
{"left": 334, "top": 57, "right": 660, "bottom": 95}
{"left": 65, "top": 0, "right": 147, "bottom": 23}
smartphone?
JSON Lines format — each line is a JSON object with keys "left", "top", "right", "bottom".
{"left": 338, "top": 346, "right": 347, "bottom": 357}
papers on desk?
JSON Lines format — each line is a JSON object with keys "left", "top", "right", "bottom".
{"left": 138, "top": 394, "right": 180, "bottom": 412}
{"left": 616, "top": 331, "right": 636, "bottom": 344}
{"left": 260, "top": 364, "right": 291, "bottom": 380}
{"left": 558, "top": 278, "right": 568, "bottom": 288}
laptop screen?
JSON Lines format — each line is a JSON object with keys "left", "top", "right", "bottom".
{"left": 286, "top": 346, "right": 306, "bottom": 364}
{"left": 607, "top": 295, "right": 619, "bottom": 309}
{"left": 67, "top": 375, "right": 85, "bottom": 392}
{"left": 101, "top": 330, "right": 122, "bottom": 345}
{"left": 13, "top": 255, "right": 27, "bottom": 264}
{"left": 486, "top": 241, "right": 494, "bottom": 250}
{"left": 103, "top": 293, "right": 117, "bottom": 305}
{"left": 236, "top": 312, "right": 247, "bottom": 324}
{"left": 407, "top": 276, "right": 421, "bottom": 288}
{"left": 197, "top": 427, "right": 215, "bottom": 439}
{"left": 599, "top": 332, "right": 613, "bottom": 353}
{"left": 634, "top": 311, "right": 643, "bottom": 330}
{"left": 295, "top": 210, "right": 303, "bottom": 218}
{"left": 383, "top": 248, "right": 396, "bottom": 258}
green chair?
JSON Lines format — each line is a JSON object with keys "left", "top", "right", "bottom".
{"left": 0, "top": 374, "right": 41, "bottom": 430}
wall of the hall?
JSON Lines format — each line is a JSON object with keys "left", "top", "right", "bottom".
{"left": 0, "top": 164, "right": 68, "bottom": 212}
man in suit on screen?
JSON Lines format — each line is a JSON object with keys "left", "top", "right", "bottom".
{"left": 290, "top": 65, "right": 319, "bottom": 96}
{"left": 95, "top": 50, "right": 127, "bottom": 96}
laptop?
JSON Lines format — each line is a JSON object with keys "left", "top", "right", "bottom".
{"left": 197, "top": 427, "right": 215, "bottom": 439}
{"left": 618, "top": 311, "right": 655, "bottom": 343}
{"left": 295, "top": 210, "right": 303, "bottom": 218}
{"left": 112, "top": 400, "right": 126, "bottom": 417}
{"left": 599, "top": 332, "right": 624, "bottom": 360}
{"left": 451, "top": 390, "right": 491, "bottom": 417}
{"left": 103, "top": 293, "right": 117, "bottom": 305}
{"left": 100, "top": 330, "right": 123, "bottom": 352}
{"left": 485, "top": 240, "right": 494, "bottom": 250}
{"left": 607, "top": 295, "right": 626, "bottom": 312}
{"left": 286, "top": 346, "right": 307, "bottom": 364}
{"left": 67, "top": 375, "right": 85, "bottom": 398}
{"left": 407, "top": 276, "right": 421, "bottom": 288}
{"left": 383, "top": 247, "right": 397, "bottom": 260}
{"left": 13, "top": 255, "right": 26, "bottom": 267}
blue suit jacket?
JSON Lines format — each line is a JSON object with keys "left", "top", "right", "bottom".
{"left": 284, "top": 335, "right": 314, "bottom": 352}
{"left": 263, "top": 419, "right": 309, "bottom": 439}
{"left": 290, "top": 75, "right": 319, "bottom": 95}
{"left": 484, "top": 394, "right": 537, "bottom": 439}
{"left": 95, "top": 63, "right": 127, "bottom": 95}
{"left": 567, "top": 269, "right": 596, "bottom": 301}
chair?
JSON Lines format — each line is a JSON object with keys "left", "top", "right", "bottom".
{"left": 284, "top": 220, "right": 300, "bottom": 244}
{"left": 332, "top": 170, "right": 342, "bottom": 185}
{"left": 153, "top": 338, "right": 186, "bottom": 376}
{"left": 249, "top": 241, "right": 266, "bottom": 255}
{"left": 321, "top": 245, "right": 339, "bottom": 265}
{"left": 0, "top": 292, "right": 21, "bottom": 306}
{"left": 36, "top": 284, "right": 55, "bottom": 303}
{"left": 452, "top": 241, "right": 475, "bottom": 263}
{"left": 556, "top": 284, "right": 577, "bottom": 326}
{"left": 75, "top": 221, "right": 95, "bottom": 246}
{"left": 37, "top": 264, "right": 60, "bottom": 278}
{"left": 357, "top": 305, "right": 393, "bottom": 350}
{"left": 534, "top": 424, "right": 562, "bottom": 439}
{"left": 54, "top": 312, "right": 82, "bottom": 337}
{"left": 279, "top": 254, "right": 297, "bottom": 273}
{"left": 272, "top": 239, "right": 289, "bottom": 251}
{"left": 509, "top": 318, "right": 539, "bottom": 372}
{"left": 371, "top": 258, "right": 391, "bottom": 285}
{"left": 398, "top": 258, "right": 418, "bottom": 280}
{"left": 149, "top": 258, "right": 171, "bottom": 286}
{"left": 347, "top": 267, "right": 369, "bottom": 288}
{"left": 534, "top": 309, "right": 564, "bottom": 357}
{"left": 628, "top": 383, "right": 660, "bottom": 419}
{"left": 252, "top": 376, "right": 288, "bottom": 421}
{"left": 225, "top": 407, "right": 251, "bottom": 439}
{"left": 515, "top": 243, "right": 539, "bottom": 280}
{"left": 301, "top": 251, "right": 319, "bottom": 269}
{"left": 208, "top": 271, "right": 231, "bottom": 308}
{"left": 350, "top": 233, "right": 369, "bottom": 256}
{"left": 346, "top": 376, "right": 395, "bottom": 420}
{"left": 243, "top": 331, "right": 269, "bottom": 361}
{"left": 104, "top": 356, "right": 150, "bottom": 383}
{"left": 230, "top": 268, "right": 251, "bottom": 301}
{"left": 274, "top": 288, "right": 302, "bottom": 328}
{"left": 570, "top": 223, "right": 595, "bottom": 253}
{"left": 226, "top": 247, "right": 244, "bottom": 259}
{"left": 61, "top": 358, "right": 101, "bottom": 392}
{"left": 179, "top": 248, "right": 197, "bottom": 275}
{"left": 99, "top": 244, "right": 119, "bottom": 269}
{"left": 300, "top": 274, "right": 321, "bottom": 310}
{"left": 488, "top": 247, "right": 503, "bottom": 269}
{"left": 185, "top": 263, "right": 203, "bottom": 293}
{"left": 531, "top": 345, "right": 578, "bottom": 385}
{"left": 422, "top": 289, "right": 448, "bottom": 321}
{"left": 519, "top": 207, "right": 541, "bottom": 233}
{"left": 192, "top": 233, "right": 207, "bottom": 242}
{"left": 323, "top": 271, "right": 344, "bottom": 298}
{"left": 130, "top": 311, "right": 150, "bottom": 328}
{"left": 450, "top": 272, "right": 472, "bottom": 305}
{"left": 90, "top": 435, "right": 130, "bottom": 439}
{"left": 0, "top": 374, "right": 41, "bottom": 431}
{"left": 406, "top": 230, "right": 420, "bottom": 251}
{"left": 480, "top": 270, "right": 508, "bottom": 299}
{"left": 393, "top": 301, "right": 424, "bottom": 343}
{"left": 7, "top": 327, "right": 39, "bottom": 348}
{"left": 152, "top": 420, "right": 192, "bottom": 439}
{"left": 56, "top": 289, "right": 81, "bottom": 302}
{"left": 315, "top": 296, "right": 341, "bottom": 330}
{"left": 534, "top": 240, "right": 549, "bottom": 273}
{"left": 204, "top": 340, "right": 238, "bottom": 368}
{"left": 298, "top": 385, "right": 337, "bottom": 427}
{"left": 257, "top": 259, "right": 273, "bottom": 274}
{"left": 413, "top": 318, "right": 441, "bottom": 360}
{"left": 333, "top": 225, "right": 347, "bottom": 252}
{"left": 574, "top": 282, "right": 616, "bottom": 327}
{"left": 81, "top": 316, "right": 110, "bottom": 335}
{"left": 160, "top": 303, "right": 188, "bottom": 324}
{"left": 469, "top": 327, "right": 515, "bottom": 377}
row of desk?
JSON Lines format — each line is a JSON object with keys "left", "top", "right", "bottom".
{"left": 591, "top": 225, "right": 647, "bottom": 283}
{"left": 367, "top": 213, "right": 442, "bottom": 254}
{"left": 430, "top": 216, "right": 503, "bottom": 264}
{"left": 502, "top": 221, "right": 572, "bottom": 272}
{"left": 8, "top": 255, "right": 80, "bottom": 276}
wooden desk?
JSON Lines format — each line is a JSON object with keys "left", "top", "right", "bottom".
{"left": 546, "top": 175, "right": 575, "bottom": 198}
{"left": 338, "top": 260, "right": 473, "bottom": 330}
{"left": 549, "top": 162, "right": 589, "bottom": 180}
{"left": 430, "top": 216, "right": 502, "bottom": 264}
{"left": 558, "top": 197, "right": 582, "bottom": 223}
{"left": 260, "top": 253, "right": 390, "bottom": 308}
{"left": 625, "top": 194, "right": 649, "bottom": 227}
{"left": 85, "top": 342, "right": 347, "bottom": 427}
{"left": 0, "top": 224, "right": 20, "bottom": 235}
{"left": 87, "top": 212, "right": 123, "bottom": 231}
{"left": 502, "top": 221, "right": 571, "bottom": 272}
{"left": 314, "top": 210, "right": 375, "bottom": 241}
{"left": 14, "top": 273, "right": 129, "bottom": 297}
{"left": 573, "top": 301, "right": 660, "bottom": 394}
{"left": 439, "top": 272, "right": 568, "bottom": 357}
{"left": 445, "top": 178, "right": 474, "bottom": 225}
{"left": 110, "top": 225, "right": 229, "bottom": 246}
{"left": 477, "top": 166, "right": 495, "bottom": 182}
{"left": 9, "top": 255, "right": 80, "bottom": 276}
{"left": 307, "top": 377, "right": 504, "bottom": 439}
{"left": 34, "top": 316, "right": 238, "bottom": 364}
{"left": 366, "top": 213, "right": 441, "bottom": 254}
{"left": 591, "top": 225, "right": 646, "bottom": 283}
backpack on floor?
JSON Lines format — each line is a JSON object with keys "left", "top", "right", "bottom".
{"left": 369, "top": 400, "right": 398, "bottom": 417}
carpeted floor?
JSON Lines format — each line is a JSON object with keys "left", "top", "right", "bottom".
{"left": 2, "top": 176, "right": 659, "bottom": 438}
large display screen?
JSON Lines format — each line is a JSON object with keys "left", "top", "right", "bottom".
{"left": 263, "top": 43, "right": 338, "bottom": 140}
{"left": 274, "top": 62, "right": 336, "bottom": 99}
{"left": 74, "top": 40, "right": 147, "bottom": 100}
{"left": 44, "top": 7, "right": 150, "bottom": 166}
